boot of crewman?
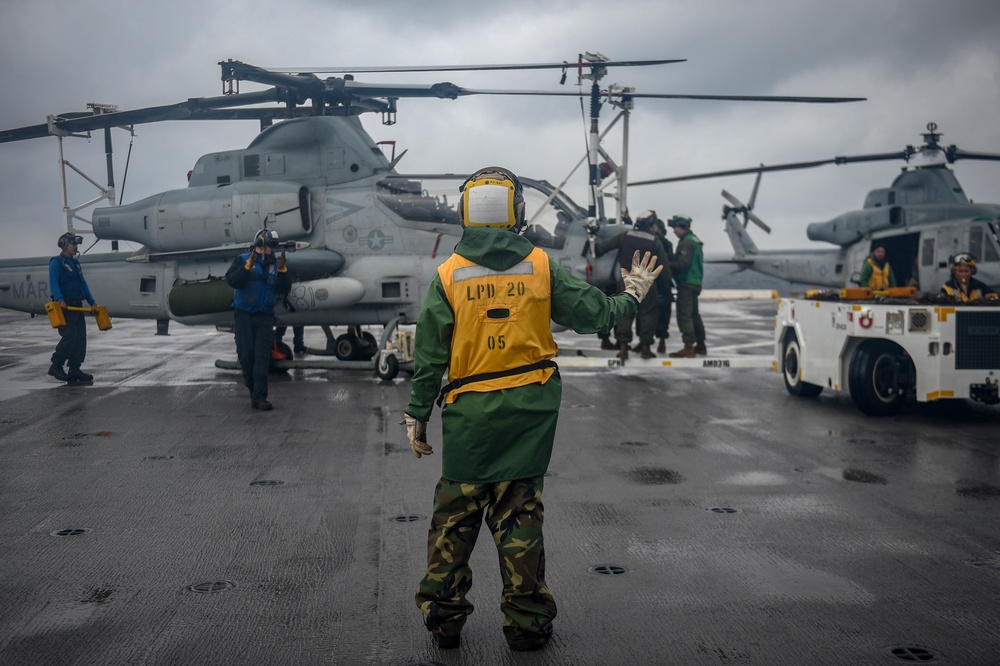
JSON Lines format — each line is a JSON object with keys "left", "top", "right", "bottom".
{"left": 639, "top": 343, "right": 656, "bottom": 359}
{"left": 694, "top": 342, "right": 707, "bottom": 356}
{"left": 617, "top": 342, "right": 629, "bottom": 360}
{"left": 669, "top": 343, "right": 697, "bottom": 358}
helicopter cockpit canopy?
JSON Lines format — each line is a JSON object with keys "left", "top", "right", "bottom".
{"left": 375, "top": 174, "right": 581, "bottom": 250}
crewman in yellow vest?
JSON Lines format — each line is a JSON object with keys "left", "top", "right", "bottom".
{"left": 858, "top": 243, "right": 897, "bottom": 290}
{"left": 941, "top": 252, "right": 998, "bottom": 301}
{"left": 402, "top": 166, "right": 661, "bottom": 652}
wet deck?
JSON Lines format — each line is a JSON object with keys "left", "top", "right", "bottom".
{"left": 1, "top": 301, "right": 998, "bottom": 665}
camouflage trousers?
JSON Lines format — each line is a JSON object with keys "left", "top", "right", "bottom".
{"left": 415, "top": 476, "right": 556, "bottom": 644}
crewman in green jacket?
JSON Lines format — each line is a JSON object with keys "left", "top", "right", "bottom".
{"left": 858, "top": 243, "right": 897, "bottom": 290}
{"left": 667, "top": 215, "right": 707, "bottom": 357}
{"left": 402, "top": 167, "right": 662, "bottom": 652}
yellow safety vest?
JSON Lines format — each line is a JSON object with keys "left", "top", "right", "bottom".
{"left": 437, "top": 248, "right": 558, "bottom": 404}
{"left": 942, "top": 282, "right": 990, "bottom": 302}
{"left": 865, "top": 257, "right": 892, "bottom": 290}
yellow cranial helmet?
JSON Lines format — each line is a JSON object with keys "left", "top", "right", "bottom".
{"left": 458, "top": 166, "right": 526, "bottom": 232}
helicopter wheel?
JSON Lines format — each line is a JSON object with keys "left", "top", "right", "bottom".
{"left": 359, "top": 331, "right": 379, "bottom": 360}
{"left": 333, "top": 334, "right": 361, "bottom": 361}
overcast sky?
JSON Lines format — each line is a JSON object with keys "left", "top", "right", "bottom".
{"left": 1, "top": 0, "right": 998, "bottom": 260}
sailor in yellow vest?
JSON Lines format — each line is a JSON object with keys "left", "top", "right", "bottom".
{"left": 940, "top": 252, "right": 998, "bottom": 302}
{"left": 858, "top": 243, "right": 897, "bottom": 290}
{"left": 402, "top": 166, "right": 662, "bottom": 652}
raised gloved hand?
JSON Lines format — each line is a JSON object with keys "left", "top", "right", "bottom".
{"left": 621, "top": 250, "right": 663, "bottom": 303}
{"left": 402, "top": 413, "right": 432, "bottom": 458}
{"left": 277, "top": 251, "right": 287, "bottom": 272}
{"left": 244, "top": 250, "right": 258, "bottom": 271}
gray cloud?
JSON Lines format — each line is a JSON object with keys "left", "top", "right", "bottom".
{"left": 1, "top": 0, "right": 998, "bottom": 259}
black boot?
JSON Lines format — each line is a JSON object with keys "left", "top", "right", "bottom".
{"left": 48, "top": 363, "right": 70, "bottom": 382}
{"left": 68, "top": 368, "right": 93, "bottom": 382}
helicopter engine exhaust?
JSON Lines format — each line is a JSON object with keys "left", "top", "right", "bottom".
{"left": 93, "top": 181, "right": 312, "bottom": 253}
{"left": 168, "top": 276, "right": 365, "bottom": 318}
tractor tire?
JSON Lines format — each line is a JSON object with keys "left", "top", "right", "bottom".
{"left": 848, "top": 341, "right": 909, "bottom": 416}
{"left": 782, "top": 336, "right": 823, "bottom": 397}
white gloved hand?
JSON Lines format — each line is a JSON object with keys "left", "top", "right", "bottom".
{"left": 401, "top": 413, "right": 432, "bottom": 458}
{"left": 620, "top": 250, "right": 664, "bottom": 303}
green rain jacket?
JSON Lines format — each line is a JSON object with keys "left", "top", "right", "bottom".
{"left": 405, "top": 227, "right": 637, "bottom": 483}
{"left": 670, "top": 231, "right": 704, "bottom": 286}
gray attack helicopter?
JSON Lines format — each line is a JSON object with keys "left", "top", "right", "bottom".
{"left": 630, "top": 122, "right": 1000, "bottom": 292}
{"left": 0, "top": 56, "right": 864, "bottom": 375}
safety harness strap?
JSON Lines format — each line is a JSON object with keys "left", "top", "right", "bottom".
{"left": 436, "top": 359, "right": 559, "bottom": 407}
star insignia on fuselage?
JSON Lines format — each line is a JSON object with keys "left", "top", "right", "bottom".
{"left": 361, "top": 229, "right": 393, "bottom": 251}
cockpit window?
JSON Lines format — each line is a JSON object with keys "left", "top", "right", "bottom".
{"left": 971, "top": 224, "right": 1000, "bottom": 262}
{"left": 520, "top": 187, "right": 570, "bottom": 250}
{"left": 377, "top": 175, "right": 574, "bottom": 249}
{"left": 969, "top": 226, "right": 983, "bottom": 262}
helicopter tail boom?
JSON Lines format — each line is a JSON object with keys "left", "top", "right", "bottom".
{"left": 724, "top": 209, "right": 759, "bottom": 258}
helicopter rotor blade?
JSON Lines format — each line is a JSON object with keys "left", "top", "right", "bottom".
{"left": 624, "top": 92, "right": 866, "bottom": 104}
{"left": 0, "top": 90, "right": 290, "bottom": 143}
{"left": 629, "top": 150, "right": 912, "bottom": 187}
{"left": 631, "top": 159, "right": 839, "bottom": 186}
{"left": 266, "top": 59, "right": 687, "bottom": 74}
{"left": 748, "top": 167, "right": 763, "bottom": 211}
{"left": 946, "top": 147, "right": 1000, "bottom": 163}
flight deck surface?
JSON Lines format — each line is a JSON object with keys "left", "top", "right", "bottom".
{"left": 1, "top": 301, "right": 998, "bottom": 665}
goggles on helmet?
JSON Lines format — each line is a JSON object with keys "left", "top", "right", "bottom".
{"left": 255, "top": 229, "right": 281, "bottom": 249}
{"left": 951, "top": 252, "right": 976, "bottom": 267}
{"left": 58, "top": 233, "right": 83, "bottom": 248}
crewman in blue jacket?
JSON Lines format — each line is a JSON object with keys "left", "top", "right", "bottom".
{"left": 48, "top": 232, "right": 97, "bottom": 382}
{"left": 225, "top": 229, "right": 292, "bottom": 410}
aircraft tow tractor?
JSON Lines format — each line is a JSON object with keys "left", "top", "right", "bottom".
{"left": 776, "top": 289, "right": 1000, "bottom": 415}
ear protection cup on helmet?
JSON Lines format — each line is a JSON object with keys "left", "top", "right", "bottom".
{"left": 458, "top": 166, "right": 526, "bottom": 233}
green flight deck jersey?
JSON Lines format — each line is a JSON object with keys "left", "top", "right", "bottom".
{"left": 405, "top": 227, "right": 637, "bottom": 483}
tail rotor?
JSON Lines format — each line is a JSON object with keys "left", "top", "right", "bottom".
{"left": 721, "top": 168, "right": 771, "bottom": 233}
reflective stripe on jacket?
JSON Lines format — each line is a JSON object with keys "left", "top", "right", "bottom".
{"left": 437, "top": 247, "right": 557, "bottom": 404}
